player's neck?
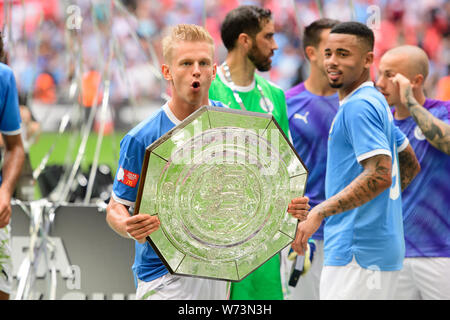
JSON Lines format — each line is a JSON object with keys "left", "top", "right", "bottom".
{"left": 223, "top": 52, "right": 255, "bottom": 87}
{"left": 394, "top": 89, "right": 427, "bottom": 120}
{"left": 414, "top": 89, "right": 427, "bottom": 106}
{"left": 168, "top": 96, "right": 208, "bottom": 121}
{"left": 394, "top": 104, "right": 410, "bottom": 120}
{"left": 304, "top": 66, "right": 337, "bottom": 96}
{"left": 338, "top": 71, "right": 371, "bottom": 101}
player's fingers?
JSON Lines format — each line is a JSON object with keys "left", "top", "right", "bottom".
{"left": 0, "top": 205, "right": 11, "bottom": 228}
{"left": 128, "top": 213, "right": 158, "bottom": 223}
{"left": 292, "top": 226, "right": 305, "bottom": 255}
{"left": 0, "top": 218, "right": 9, "bottom": 229}
{"left": 132, "top": 223, "right": 160, "bottom": 238}
{"left": 389, "top": 73, "right": 398, "bottom": 82}
{"left": 126, "top": 214, "right": 159, "bottom": 231}
{"left": 291, "top": 238, "right": 302, "bottom": 255}
{"left": 288, "top": 210, "right": 308, "bottom": 221}
{"left": 290, "top": 196, "right": 309, "bottom": 205}
{"left": 126, "top": 222, "right": 160, "bottom": 244}
{"left": 288, "top": 202, "right": 311, "bottom": 211}
{"left": 288, "top": 202, "right": 310, "bottom": 221}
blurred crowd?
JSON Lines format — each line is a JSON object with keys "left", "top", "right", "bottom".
{"left": 1, "top": 0, "right": 450, "bottom": 130}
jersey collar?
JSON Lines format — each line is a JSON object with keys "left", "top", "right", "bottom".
{"left": 339, "top": 81, "right": 374, "bottom": 106}
{"left": 162, "top": 100, "right": 216, "bottom": 126}
{"left": 162, "top": 102, "right": 182, "bottom": 125}
{"left": 217, "top": 65, "right": 256, "bottom": 92}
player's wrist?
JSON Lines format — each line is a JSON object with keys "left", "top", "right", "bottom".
{"left": 309, "top": 208, "right": 325, "bottom": 222}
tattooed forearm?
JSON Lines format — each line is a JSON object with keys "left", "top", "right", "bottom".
{"left": 398, "top": 144, "right": 420, "bottom": 191}
{"left": 314, "top": 155, "right": 392, "bottom": 219}
{"left": 405, "top": 99, "right": 450, "bottom": 155}
{"left": 405, "top": 87, "right": 417, "bottom": 109}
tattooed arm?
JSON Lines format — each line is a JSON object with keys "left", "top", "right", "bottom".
{"left": 291, "top": 154, "right": 392, "bottom": 255}
{"left": 406, "top": 101, "right": 450, "bottom": 154}
{"left": 391, "top": 73, "right": 450, "bottom": 155}
{"left": 398, "top": 144, "right": 420, "bottom": 191}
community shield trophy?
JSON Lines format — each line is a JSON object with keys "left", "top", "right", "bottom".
{"left": 134, "top": 106, "right": 308, "bottom": 282}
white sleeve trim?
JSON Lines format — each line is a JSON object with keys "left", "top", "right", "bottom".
{"left": 1, "top": 128, "right": 22, "bottom": 136}
{"left": 111, "top": 191, "right": 135, "bottom": 207}
{"left": 357, "top": 149, "right": 392, "bottom": 163}
{"left": 397, "top": 137, "right": 409, "bottom": 153}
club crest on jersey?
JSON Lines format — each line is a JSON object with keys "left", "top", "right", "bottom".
{"left": 414, "top": 125, "right": 426, "bottom": 141}
{"left": 260, "top": 96, "right": 274, "bottom": 113}
{"left": 117, "top": 167, "right": 139, "bottom": 188}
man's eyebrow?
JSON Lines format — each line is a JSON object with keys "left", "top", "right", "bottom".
{"left": 324, "top": 48, "right": 350, "bottom": 53}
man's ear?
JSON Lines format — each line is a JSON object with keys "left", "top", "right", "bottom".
{"left": 237, "top": 33, "right": 253, "bottom": 52}
{"left": 305, "top": 46, "right": 315, "bottom": 61}
{"left": 364, "top": 51, "right": 374, "bottom": 69}
{"left": 411, "top": 74, "right": 424, "bottom": 88}
{"left": 162, "top": 64, "right": 172, "bottom": 81}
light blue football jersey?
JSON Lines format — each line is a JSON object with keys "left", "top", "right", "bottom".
{"left": 112, "top": 101, "right": 224, "bottom": 285}
{"left": 0, "top": 63, "right": 22, "bottom": 185}
{"left": 324, "top": 82, "right": 407, "bottom": 271}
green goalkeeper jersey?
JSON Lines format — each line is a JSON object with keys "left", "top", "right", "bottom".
{"left": 209, "top": 68, "right": 288, "bottom": 300}
{"left": 209, "top": 69, "right": 290, "bottom": 138}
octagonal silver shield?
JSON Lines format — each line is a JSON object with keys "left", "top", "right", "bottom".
{"left": 134, "top": 106, "right": 308, "bottom": 282}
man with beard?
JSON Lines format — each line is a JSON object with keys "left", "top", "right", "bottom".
{"left": 292, "top": 22, "right": 421, "bottom": 299}
{"left": 209, "top": 5, "right": 294, "bottom": 300}
{"left": 209, "top": 5, "right": 289, "bottom": 136}
{"left": 376, "top": 45, "right": 450, "bottom": 299}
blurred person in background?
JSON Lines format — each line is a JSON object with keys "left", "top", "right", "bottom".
{"left": 376, "top": 45, "right": 450, "bottom": 299}
{"left": 0, "top": 34, "right": 26, "bottom": 300}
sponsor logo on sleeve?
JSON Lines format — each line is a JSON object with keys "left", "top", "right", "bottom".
{"left": 117, "top": 167, "right": 140, "bottom": 188}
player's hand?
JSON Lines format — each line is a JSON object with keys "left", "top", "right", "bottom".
{"left": 0, "top": 189, "right": 12, "bottom": 228}
{"left": 390, "top": 73, "right": 418, "bottom": 108}
{"left": 287, "top": 196, "right": 310, "bottom": 221}
{"left": 291, "top": 209, "right": 322, "bottom": 255}
{"left": 125, "top": 214, "right": 160, "bottom": 244}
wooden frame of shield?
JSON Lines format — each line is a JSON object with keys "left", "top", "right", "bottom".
{"left": 133, "top": 106, "right": 308, "bottom": 282}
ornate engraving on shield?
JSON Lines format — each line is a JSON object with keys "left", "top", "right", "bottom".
{"left": 134, "top": 106, "right": 308, "bottom": 282}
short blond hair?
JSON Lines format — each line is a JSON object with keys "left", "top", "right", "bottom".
{"left": 162, "top": 24, "right": 214, "bottom": 63}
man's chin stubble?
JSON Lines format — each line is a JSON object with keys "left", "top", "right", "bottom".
{"left": 329, "top": 82, "right": 342, "bottom": 89}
